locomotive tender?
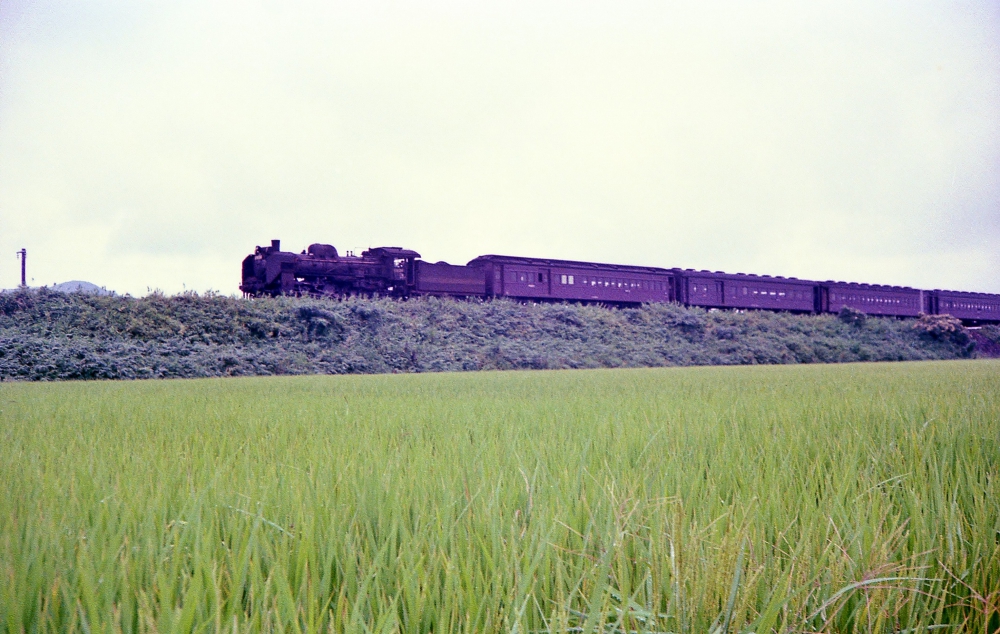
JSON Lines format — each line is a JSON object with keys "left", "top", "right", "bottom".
{"left": 241, "top": 239, "right": 1000, "bottom": 324}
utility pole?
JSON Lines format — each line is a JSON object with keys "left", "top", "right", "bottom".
{"left": 16, "top": 249, "right": 26, "bottom": 287}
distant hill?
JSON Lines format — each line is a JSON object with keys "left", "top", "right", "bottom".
{"left": 2, "top": 281, "right": 115, "bottom": 295}
{"left": 50, "top": 281, "right": 115, "bottom": 295}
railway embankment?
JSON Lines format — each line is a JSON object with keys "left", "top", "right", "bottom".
{"left": 0, "top": 288, "right": 990, "bottom": 381}
{"left": 970, "top": 328, "right": 1000, "bottom": 357}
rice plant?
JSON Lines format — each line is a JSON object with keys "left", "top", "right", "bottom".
{"left": 1, "top": 360, "right": 997, "bottom": 632}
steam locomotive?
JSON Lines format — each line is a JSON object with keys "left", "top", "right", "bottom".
{"left": 240, "top": 239, "right": 1000, "bottom": 324}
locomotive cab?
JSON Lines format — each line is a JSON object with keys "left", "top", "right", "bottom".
{"left": 362, "top": 247, "right": 420, "bottom": 294}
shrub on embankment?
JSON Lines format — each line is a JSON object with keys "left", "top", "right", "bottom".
{"left": 0, "top": 288, "right": 978, "bottom": 380}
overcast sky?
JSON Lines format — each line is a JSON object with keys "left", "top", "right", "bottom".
{"left": 1, "top": 1, "right": 998, "bottom": 296}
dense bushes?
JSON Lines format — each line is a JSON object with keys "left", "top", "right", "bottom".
{"left": 969, "top": 324, "right": 1000, "bottom": 358}
{"left": 0, "top": 288, "right": 981, "bottom": 381}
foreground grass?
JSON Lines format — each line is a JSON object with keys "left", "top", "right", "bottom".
{"left": 1, "top": 361, "right": 998, "bottom": 633}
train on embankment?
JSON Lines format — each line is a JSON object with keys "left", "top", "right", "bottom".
{"left": 240, "top": 239, "right": 1000, "bottom": 324}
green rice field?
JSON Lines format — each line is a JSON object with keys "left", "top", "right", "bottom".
{"left": 1, "top": 361, "right": 998, "bottom": 633}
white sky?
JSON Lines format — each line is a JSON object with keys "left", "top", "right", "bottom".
{"left": 1, "top": 1, "right": 998, "bottom": 296}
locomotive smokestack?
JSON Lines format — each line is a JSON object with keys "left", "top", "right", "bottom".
{"left": 271, "top": 239, "right": 281, "bottom": 252}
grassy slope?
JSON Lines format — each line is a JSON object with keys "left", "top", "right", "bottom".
{"left": 0, "top": 289, "right": 982, "bottom": 380}
{"left": 1, "top": 361, "right": 998, "bottom": 632}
